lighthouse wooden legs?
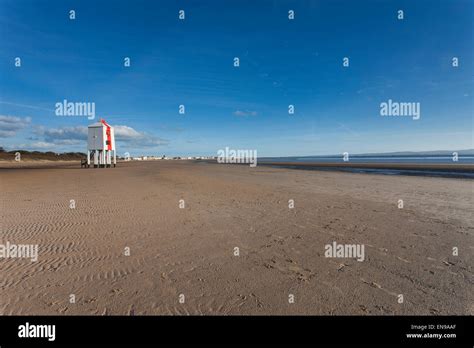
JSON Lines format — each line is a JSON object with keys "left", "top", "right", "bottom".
{"left": 85, "top": 150, "right": 116, "bottom": 168}
{"left": 105, "top": 151, "right": 111, "bottom": 168}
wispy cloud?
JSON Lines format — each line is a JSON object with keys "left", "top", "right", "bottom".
{"left": 0, "top": 101, "right": 54, "bottom": 112}
{"left": 233, "top": 110, "right": 257, "bottom": 117}
{"left": 337, "top": 123, "right": 360, "bottom": 137}
{"left": 158, "top": 125, "right": 185, "bottom": 133}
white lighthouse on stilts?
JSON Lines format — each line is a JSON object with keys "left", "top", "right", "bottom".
{"left": 86, "top": 119, "right": 116, "bottom": 168}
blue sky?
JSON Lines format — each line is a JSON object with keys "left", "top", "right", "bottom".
{"left": 0, "top": 0, "right": 472, "bottom": 156}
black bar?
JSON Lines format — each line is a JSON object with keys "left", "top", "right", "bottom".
{"left": 0, "top": 315, "right": 472, "bottom": 346}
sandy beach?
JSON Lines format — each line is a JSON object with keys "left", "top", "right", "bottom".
{"left": 0, "top": 160, "right": 473, "bottom": 315}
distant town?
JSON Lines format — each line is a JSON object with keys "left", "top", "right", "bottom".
{"left": 0, "top": 148, "right": 217, "bottom": 162}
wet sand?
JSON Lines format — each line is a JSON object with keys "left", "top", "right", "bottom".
{"left": 0, "top": 160, "right": 473, "bottom": 315}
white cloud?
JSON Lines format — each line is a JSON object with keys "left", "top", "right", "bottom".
{"left": 35, "top": 125, "right": 88, "bottom": 142}
{"left": 113, "top": 125, "right": 168, "bottom": 147}
{"left": 28, "top": 141, "right": 57, "bottom": 149}
{"left": 0, "top": 115, "right": 31, "bottom": 137}
{"left": 32, "top": 124, "right": 168, "bottom": 148}
{"left": 7, "top": 141, "right": 57, "bottom": 151}
{"left": 114, "top": 125, "right": 142, "bottom": 139}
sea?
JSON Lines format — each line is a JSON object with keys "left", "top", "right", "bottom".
{"left": 258, "top": 156, "right": 474, "bottom": 179}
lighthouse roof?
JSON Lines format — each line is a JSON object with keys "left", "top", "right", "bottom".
{"left": 88, "top": 119, "right": 113, "bottom": 128}
{"left": 88, "top": 121, "right": 104, "bottom": 127}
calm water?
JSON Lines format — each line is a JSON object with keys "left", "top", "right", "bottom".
{"left": 259, "top": 156, "right": 474, "bottom": 164}
{"left": 258, "top": 156, "right": 474, "bottom": 179}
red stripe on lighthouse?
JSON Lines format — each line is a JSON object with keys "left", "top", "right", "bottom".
{"left": 101, "top": 119, "right": 112, "bottom": 150}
